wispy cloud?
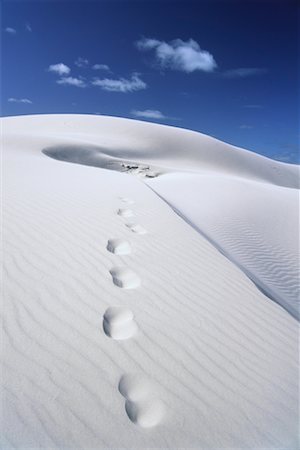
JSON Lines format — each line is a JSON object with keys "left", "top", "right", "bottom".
{"left": 5, "top": 27, "right": 17, "bottom": 34}
{"left": 243, "top": 104, "right": 263, "bottom": 108}
{"left": 239, "top": 124, "right": 253, "bottom": 129}
{"left": 8, "top": 97, "right": 32, "bottom": 104}
{"left": 131, "top": 109, "right": 166, "bottom": 119}
{"left": 92, "top": 73, "right": 146, "bottom": 93}
{"left": 223, "top": 68, "right": 267, "bottom": 78}
{"left": 274, "top": 154, "right": 293, "bottom": 163}
{"left": 274, "top": 144, "right": 299, "bottom": 164}
{"left": 75, "top": 57, "right": 89, "bottom": 68}
{"left": 136, "top": 37, "right": 217, "bottom": 73}
{"left": 93, "top": 64, "right": 110, "bottom": 71}
{"left": 25, "top": 23, "right": 32, "bottom": 32}
{"left": 57, "top": 77, "right": 86, "bottom": 88}
{"left": 48, "top": 63, "right": 71, "bottom": 76}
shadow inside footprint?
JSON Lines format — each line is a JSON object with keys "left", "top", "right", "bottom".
{"left": 125, "top": 223, "right": 147, "bottom": 235}
{"left": 103, "top": 306, "right": 137, "bottom": 340}
{"left": 125, "top": 398, "right": 165, "bottom": 428}
{"left": 107, "top": 239, "right": 131, "bottom": 255}
{"left": 117, "top": 208, "right": 134, "bottom": 218}
{"left": 118, "top": 374, "right": 152, "bottom": 402}
{"left": 118, "top": 374, "right": 165, "bottom": 428}
{"left": 110, "top": 267, "right": 141, "bottom": 289}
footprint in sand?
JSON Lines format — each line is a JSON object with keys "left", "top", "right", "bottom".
{"left": 125, "top": 223, "right": 148, "bottom": 235}
{"left": 107, "top": 239, "right": 131, "bottom": 255}
{"left": 110, "top": 266, "right": 141, "bottom": 289}
{"left": 124, "top": 399, "right": 165, "bottom": 428}
{"left": 119, "top": 374, "right": 154, "bottom": 401}
{"left": 103, "top": 306, "right": 138, "bottom": 340}
{"left": 120, "top": 197, "right": 135, "bottom": 205}
{"left": 118, "top": 208, "right": 134, "bottom": 218}
{"left": 118, "top": 374, "right": 165, "bottom": 428}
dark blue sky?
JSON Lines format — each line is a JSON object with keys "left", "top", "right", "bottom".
{"left": 2, "top": 0, "right": 299, "bottom": 163}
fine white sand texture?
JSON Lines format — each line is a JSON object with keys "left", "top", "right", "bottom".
{"left": 2, "top": 114, "right": 299, "bottom": 449}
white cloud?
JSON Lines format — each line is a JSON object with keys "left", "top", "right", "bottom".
{"left": 92, "top": 73, "right": 146, "bottom": 93}
{"left": 25, "top": 23, "right": 32, "bottom": 32}
{"left": 48, "top": 63, "right": 71, "bottom": 76}
{"left": 57, "top": 77, "right": 86, "bottom": 88}
{"left": 131, "top": 109, "right": 166, "bottom": 119}
{"left": 274, "top": 145, "right": 299, "bottom": 163}
{"left": 93, "top": 64, "right": 110, "bottom": 71}
{"left": 75, "top": 57, "right": 89, "bottom": 68}
{"left": 136, "top": 37, "right": 217, "bottom": 73}
{"left": 5, "top": 27, "right": 17, "bottom": 34}
{"left": 136, "top": 38, "right": 160, "bottom": 50}
{"left": 8, "top": 97, "right": 32, "bottom": 104}
{"left": 223, "top": 68, "right": 267, "bottom": 78}
{"left": 239, "top": 124, "right": 253, "bottom": 129}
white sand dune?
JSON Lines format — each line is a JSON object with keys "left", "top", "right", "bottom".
{"left": 149, "top": 173, "right": 299, "bottom": 320}
{"left": 2, "top": 114, "right": 299, "bottom": 449}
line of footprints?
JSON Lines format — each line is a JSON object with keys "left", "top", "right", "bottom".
{"left": 102, "top": 197, "right": 165, "bottom": 429}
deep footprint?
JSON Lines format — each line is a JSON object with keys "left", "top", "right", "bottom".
{"left": 118, "top": 374, "right": 165, "bottom": 428}
{"left": 119, "top": 374, "right": 153, "bottom": 402}
{"left": 103, "top": 306, "right": 138, "bottom": 340}
{"left": 107, "top": 239, "right": 131, "bottom": 255}
{"left": 110, "top": 267, "right": 141, "bottom": 289}
{"left": 125, "top": 398, "right": 165, "bottom": 428}
{"left": 117, "top": 208, "right": 134, "bottom": 218}
{"left": 125, "top": 223, "right": 147, "bottom": 235}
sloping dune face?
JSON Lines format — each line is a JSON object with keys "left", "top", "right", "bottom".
{"left": 2, "top": 114, "right": 299, "bottom": 449}
{"left": 10, "top": 114, "right": 299, "bottom": 318}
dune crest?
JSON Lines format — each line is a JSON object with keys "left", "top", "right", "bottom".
{"left": 33, "top": 114, "right": 299, "bottom": 319}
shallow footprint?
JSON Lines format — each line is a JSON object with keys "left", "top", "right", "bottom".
{"left": 120, "top": 197, "right": 135, "bottom": 205}
{"left": 126, "top": 223, "right": 147, "bottom": 235}
{"left": 107, "top": 239, "right": 131, "bottom": 255}
{"left": 110, "top": 267, "right": 141, "bottom": 289}
{"left": 103, "top": 306, "right": 138, "bottom": 340}
{"left": 125, "top": 398, "right": 165, "bottom": 428}
{"left": 118, "top": 208, "right": 134, "bottom": 218}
